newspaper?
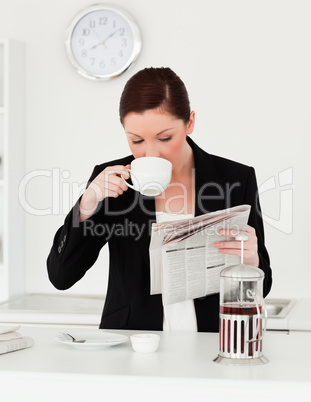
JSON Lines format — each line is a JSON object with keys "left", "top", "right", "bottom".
{"left": 0, "top": 325, "right": 34, "bottom": 355}
{"left": 149, "top": 205, "right": 251, "bottom": 305}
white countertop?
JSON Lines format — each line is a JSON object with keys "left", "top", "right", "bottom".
{"left": 0, "top": 324, "right": 310, "bottom": 402}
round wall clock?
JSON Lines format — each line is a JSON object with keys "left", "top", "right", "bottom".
{"left": 65, "top": 4, "right": 142, "bottom": 80}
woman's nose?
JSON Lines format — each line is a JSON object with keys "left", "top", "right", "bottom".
{"left": 144, "top": 146, "right": 161, "bottom": 158}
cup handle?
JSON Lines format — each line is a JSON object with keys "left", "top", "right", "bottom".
{"left": 121, "top": 169, "right": 136, "bottom": 191}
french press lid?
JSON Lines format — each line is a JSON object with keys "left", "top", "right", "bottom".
{"left": 220, "top": 264, "right": 264, "bottom": 280}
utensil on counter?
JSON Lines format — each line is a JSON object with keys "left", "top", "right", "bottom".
{"left": 63, "top": 332, "right": 124, "bottom": 344}
{"left": 65, "top": 333, "right": 86, "bottom": 343}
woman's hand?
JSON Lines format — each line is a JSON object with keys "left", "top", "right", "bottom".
{"left": 213, "top": 225, "right": 260, "bottom": 267}
{"left": 79, "top": 165, "right": 130, "bottom": 222}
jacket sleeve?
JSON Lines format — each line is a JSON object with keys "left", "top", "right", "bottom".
{"left": 46, "top": 165, "right": 110, "bottom": 290}
{"left": 244, "top": 167, "right": 272, "bottom": 297}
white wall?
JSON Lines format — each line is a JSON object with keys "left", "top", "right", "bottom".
{"left": 0, "top": 0, "right": 310, "bottom": 299}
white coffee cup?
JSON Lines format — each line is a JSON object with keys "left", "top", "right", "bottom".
{"left": 122, "top": 157, "right": 172, "bottom": 197}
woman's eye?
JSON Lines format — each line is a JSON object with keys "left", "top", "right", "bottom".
{"left": 131, "top": 136, "right": 172, "bottom": 145}
{"left": 159, "top": 137, "right": 172, "bottom": 142}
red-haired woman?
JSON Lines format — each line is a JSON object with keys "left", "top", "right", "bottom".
{"left": 47, "top": 67, "right": 272, "bottom": 332}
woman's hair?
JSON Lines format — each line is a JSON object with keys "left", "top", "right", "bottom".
{"left": 119, "top": 67, "right": 191, "bottom": 125}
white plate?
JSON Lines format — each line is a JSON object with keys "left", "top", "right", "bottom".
{"left": 0, "top": 325, "right": 21, "bottom": 335}
{"left": 55, "top": 331, "right": 128, "bottom": 349}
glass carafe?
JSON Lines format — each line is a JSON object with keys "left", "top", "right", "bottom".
{"left": 214, "top": 235, "right": 268, "bottom": 365}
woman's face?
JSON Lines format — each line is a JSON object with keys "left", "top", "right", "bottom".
{"left": 123, "top": 109, "right": 195, "bottom": 167}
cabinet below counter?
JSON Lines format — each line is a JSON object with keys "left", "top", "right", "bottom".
{"left": 0, "top": 324, "right": 310, "bottom": 402}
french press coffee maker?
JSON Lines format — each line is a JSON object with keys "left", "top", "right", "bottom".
{"left": 214, "top": 233, "right": 268, "bottom": 365}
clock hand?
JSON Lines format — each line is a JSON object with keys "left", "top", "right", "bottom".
{"left": 102, "top": 29, "right": 120, "bottom": 43}
{"left": 90, "top": 29, "right": 121, "bottom": 50}
{"left": 90, "top": 41, "right": 105, "bottom": 50}
{"left": 90, "top": 28, "right": 107, "bottom": 50}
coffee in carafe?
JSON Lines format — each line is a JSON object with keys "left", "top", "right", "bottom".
{"left": 214, "top": 233, "right": 268, "bottom": 365}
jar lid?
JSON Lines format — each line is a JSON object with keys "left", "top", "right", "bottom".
{"left": 220, "top": 264, "right": 265, "bottom": 280}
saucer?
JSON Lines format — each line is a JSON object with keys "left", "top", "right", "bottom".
{"left": 56, "top": 331, "right": 128, "bottom": 349}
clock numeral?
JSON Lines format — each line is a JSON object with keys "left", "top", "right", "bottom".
{"left": 110, "top": 58, "right": 116, "bottom": 66}
{"left": 99, "top": 60, "right": 106, "bottom": 69}
{"left": 121, "top": 39, "right": 127, "bottom": 47}
{"left": 119, "top": 28, "right": 125, "bottom": 36}
{"left": 81, "top": 49, "right": 88, "bottom": 58}
{"left": 79, "top": 39, "right": 85, "bottom": 46}
{"left": 113, "top": 20, "right": 117, "bottom": 28}
{"left": 89, "top": 20, "right": 96, "bottom": 28}
{"left": 82, "top": 28, "right": 90, "bottom": 36}
{"left": 119, "top": 50, "right": 124, "bottom": 58}
{"left": 90, "top": 58, "right": 95, "bottom": 66}
{"left": 99, "top": 17, "right": 107, "bottom": 25}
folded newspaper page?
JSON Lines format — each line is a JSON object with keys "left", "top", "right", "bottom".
{"left": 149, "top": 205, "right": 251, "bottom": 305}
{"left": 0, "top": 325, "right": 34, "bottom": 355}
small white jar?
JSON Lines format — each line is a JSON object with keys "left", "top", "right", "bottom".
{"left": 130, "top": 333, "right": 160, "bottom": 353}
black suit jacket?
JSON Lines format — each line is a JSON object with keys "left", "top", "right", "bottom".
{"left": 47, "top": 137, "right": 272, "bottom": 332}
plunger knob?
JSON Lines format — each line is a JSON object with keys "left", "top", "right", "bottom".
{"left": 235, "top": 232, "right": 249, "bottom": 264}
{"left": 235, "top": 233, "right": 249, "bottom": 242}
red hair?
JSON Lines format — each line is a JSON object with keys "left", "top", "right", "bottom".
{"left": 119, "top": 67, "right": 191, "bottom": 125}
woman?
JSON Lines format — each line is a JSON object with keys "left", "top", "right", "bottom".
{"left": 47, "top": 67, "right": 272, "bottom": 332}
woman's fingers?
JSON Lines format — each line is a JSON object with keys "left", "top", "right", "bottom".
{"left": 79, "top": 164, "right": 131, "bottom": 222}
{"left": 92, "top": 165, "right": 130, "bottom": 199}
{"left": 213, "top": 225, "right": 259, "bottom": 267}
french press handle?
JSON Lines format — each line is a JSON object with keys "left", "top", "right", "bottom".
{"left": 246, "top": 289, "right": 268, "bottom": 343}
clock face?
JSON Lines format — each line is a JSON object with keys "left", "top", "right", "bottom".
{"left": 65, "top": 5, "right": 142, "bottom": 80}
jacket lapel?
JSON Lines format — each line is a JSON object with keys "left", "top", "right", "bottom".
{"left": 132, "top": 194, "right": 156, "bottom": 267}
{"left": 187, "top": 136, "right": 226, "bottom": 216}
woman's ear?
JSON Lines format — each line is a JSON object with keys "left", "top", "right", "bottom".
{"left": 186, "top": 111, "right": 195, "bottom": 135}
